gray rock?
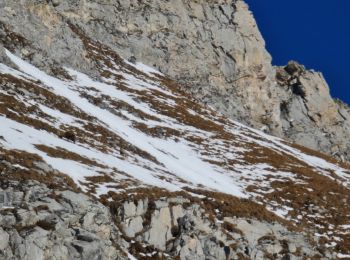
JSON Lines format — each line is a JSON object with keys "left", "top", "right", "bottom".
{"left": 275, "top": 61, "right": 350, "bottom": 161}
{"left": 115, "top": 196, "right": 327, "bottom": 259}
{"left": 70, "top": 240, "right": 103, "bottom": 260}
{"left": 0, "top": 228, "right": 9, "bottom": 250}
{"left": 123, "top": 216, "right": 143, "bottom": 238}
{"left": 60, "top": 190, "right": 91, "bottom": 213}
{"left": 123, "top": 201, "right": 137, "bottom": 219}
{"left": 51, "top": 0, "right": 61, "bottom": 7}
{"left": 144, "top": 207, "right": 172, "bottom": 250}
{"left": 179, "top": 236, "right": 205, "bottom": 260}
{"left": 33, "top": 161, "right": 54, "bottom": 173}
{"left": 16, "top": 208, "right": 39, "bottom": 226}
{"left": 0, "top": 179, "right": 332, "bottom": 259}
{"left": 0, "top": 213, "right": 16, "bottom": 226}
{"left": 0, "top": 180, "right": 127, "bottom": 260}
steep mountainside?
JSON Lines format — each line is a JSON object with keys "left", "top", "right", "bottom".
{"left": 0, "top": 0, "right": 349, "bottom": 161}
{"left": 0, "top": 27, "right": 350, "bottom": 259}
{"left": 0, "top": 0, "right": 350, "bottom": 259}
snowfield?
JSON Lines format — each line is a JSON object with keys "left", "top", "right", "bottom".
{"left": 0, "top": 48, "right": 350, "bottom": 253}
{"left": 1, "top": 50, "right": 349, "bottom": 198}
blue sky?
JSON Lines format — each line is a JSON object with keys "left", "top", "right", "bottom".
{"left": 245, "top": 0, "right": 350, "bottom": 105}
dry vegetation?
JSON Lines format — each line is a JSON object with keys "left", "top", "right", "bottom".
{"left": 287, "top": 140, "right": 350, "bottom": 172}
{"left": 0, "top": 21, "right": 31, "bottom": 52}
{"left": 0, "top": 23, "right": 348, "bottom": 256}
{"left": 0, "top": 147, "right": 80, "bottom": 192}
{"left": 35, "top": 144, "right": 106, "bottom": 168}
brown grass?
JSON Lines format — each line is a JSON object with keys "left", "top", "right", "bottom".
{"left": 287, "top": 140, "right": 350, "bottom": 171}
{"left": 36, "top": 219, "right": 56, "bottom": 231}
{"left": 35, "top": 144, "right": 106, "bottom": 168}
{"left": 133, "top": 122, "right": 182, "bottom": 139}
{"left": 0, "top": 21, "right": 30, "bottom": 51}
{"left": 0, "top": 73, "right": 93, "bottom": 122}
{"left": 184, "top": 188, "right": 297, "bottom": 230}
{"left": 0, "top": 73, "right": 162, "bottom": 164}
{"left": 0, "top": 147, "right": 80, "bottom": 192}
{"left": 0, "top": 90, "right": 61, "bottom": 136}
{"left": 222, "top": 221, "right": 243, "bottom": 236}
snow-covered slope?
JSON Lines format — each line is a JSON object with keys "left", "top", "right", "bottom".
{"left": 0, "top": 33, "right": 350, "bottom": 256}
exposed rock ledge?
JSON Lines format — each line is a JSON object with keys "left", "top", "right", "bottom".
{"left": 0, "top": 180, "right": 334, "bottom": 260}
{"left": 275, "top": 61, "right": 350, "bottom": 162}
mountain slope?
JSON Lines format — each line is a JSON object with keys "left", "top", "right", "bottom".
{"left": 0, "top": 28, "right": 350, "bottom": 259}
{"left": 1, "top": 0, "right": 350, "bottom": 163}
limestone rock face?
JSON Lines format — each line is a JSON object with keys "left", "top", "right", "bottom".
{"left": 0, "top": 0, "right": 349, "bottom": 160}
{"left": 1, "top": 180, "right": 329, "bottom": 259}
{"left": 0, "top": 0, "right": 279, "bottom": 133}
{"left": 275, "top": 61, "right": 350, "bottom": 160}
{"left": 113, "top": 197, "right": 330, "bottom": 259}
{"left": 0, "top": 180, "right": 127, "bottom": 260}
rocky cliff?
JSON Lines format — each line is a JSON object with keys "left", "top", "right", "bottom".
{"left": 1, "top": 0, "right": 349, "bottom": 161}
{"left": 275, "top": 62, "right": 350, "bottom": 161}
{"left": 0, "top": 180, "right": 326, "bottom": 259}
{"left": 0, "top": 0, "right": 350, "bottom": 259}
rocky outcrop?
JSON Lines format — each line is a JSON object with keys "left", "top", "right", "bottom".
{"left": 275, "top": 61, "right": 350, "bottom": 161}
{"left": 114, "top": 197, "right": 332, "bottom": 259}
{"left": 1, "top": 181, "right": 332, "bottom": 259}
{"left": 0, "top": 180, "right": 127, "bottom": 260}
